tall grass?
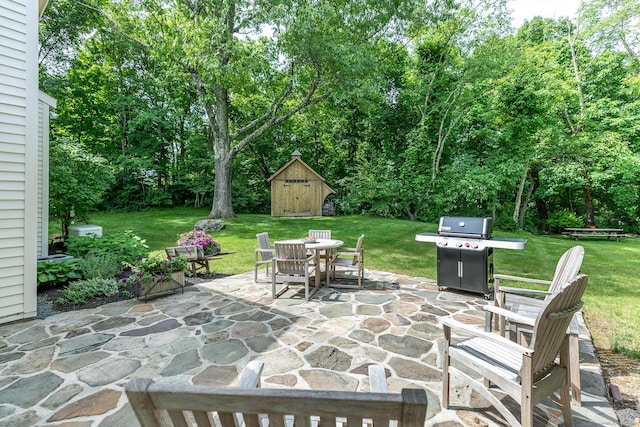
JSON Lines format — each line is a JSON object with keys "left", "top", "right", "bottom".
{"left": 66, "top": 207, "right": 640, "bottom": 358}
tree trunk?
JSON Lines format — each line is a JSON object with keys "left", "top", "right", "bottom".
{"left": 513, "top": 171, "right": 527, "bottom": 226}
{"left": 582, "top": 167, "right": 596, "bottom": 227}
{"left": 208, "top": 84, "right": 235, "bottom": 219}
{"left": 209, "top": 149, "right": 234, "bottom": 218}
{"left": 529, "top": 168, "right": 546, "bottom": 222}
{"left": 519, "top": 172, "right": 536, "bottom": 229}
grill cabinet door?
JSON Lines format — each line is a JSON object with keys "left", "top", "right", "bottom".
{"left": 437, "top": 247, "right": 493, "bottom": 295}
{"left": 437, "top": 248, "right": 463, "bottom": 290}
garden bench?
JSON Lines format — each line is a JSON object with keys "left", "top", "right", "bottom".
{"left": 165, "top": 246, "right": 235, "bottom": 275}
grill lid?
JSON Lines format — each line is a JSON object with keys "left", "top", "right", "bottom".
{"left": 438, "top": 216, "right": 493, "bottom": 239}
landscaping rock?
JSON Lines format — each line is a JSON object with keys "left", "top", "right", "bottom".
{"left": 194, "top": 219, "right": 225, "bottom": 231}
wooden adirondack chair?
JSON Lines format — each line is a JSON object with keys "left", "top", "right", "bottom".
{"left": 272, "top": 242, "right": 317, "bottom": 301}
{"left": 487, "top": 245, "right": 585, "bottom": 404}
{"left": 126, "top": 361, "right": 428, "bottom": 427}
{"left": 444, "top": 274, "right": 588, "bottom": 427}
{"left": 254, "top": 232, "right": 275, "bottom": 282}
{"left": 328, "top": 234, "right": 365, "bottom": 289}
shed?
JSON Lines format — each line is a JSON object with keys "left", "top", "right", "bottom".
{"left": 268, "top": 151, "right": 335, "bottom": 217}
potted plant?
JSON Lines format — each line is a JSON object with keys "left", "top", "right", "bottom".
{"left": 123, "top": 254, "right": 188, "bottom": 300}
{"left": 177, "top": 229, "right": 221, "bottom": 257}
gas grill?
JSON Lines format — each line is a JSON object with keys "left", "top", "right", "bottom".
{"left": 415, "top": 216, "right": 527, "bottom": 298}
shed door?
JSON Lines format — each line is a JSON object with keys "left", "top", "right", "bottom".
{"left": 282, "top": 180, "right": 312, "bottom": 216}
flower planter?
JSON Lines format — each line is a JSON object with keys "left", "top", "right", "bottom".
{"left": 137, "top": 271, "right": 185, "bottom": 301}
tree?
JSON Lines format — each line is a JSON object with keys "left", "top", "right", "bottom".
{"left": 49, "top": 138, "right": 114, "bottom": 236}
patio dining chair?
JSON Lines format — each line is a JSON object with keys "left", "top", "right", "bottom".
{"left": 328, "top": 234, "right": 365, "bottom": 290}
{"left": 272, "top": 242, "right": 317, "bottom": 301}
{"left": 444, "top": 274, "right": 588, "bottom": 427}
{"left": 126, "top": 361, "right": 428, "bottom": 427}
{"left": 254, "top": 232, "right": 275, "bottom": 282}
{"left": 487, "top": 245, "right": 585, "bottom": 404}
{"left": 308, "top": 229, "right": 332, "bottom": 264}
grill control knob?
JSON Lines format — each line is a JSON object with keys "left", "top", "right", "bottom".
{"left": 465, "top": 242, "right": 470, "bottom": 247}
{"left": 472, "top": 243, "right": 479, "bottom": 249}
{"left": 441, "top": 241, "right": 448, "bottom": 246}
{"left": 456, "top": 242, "right": 463, "bottom": 248}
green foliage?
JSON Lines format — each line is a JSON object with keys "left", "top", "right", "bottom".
{"left": 78, "top": 252, "right": 122, "bottom": 280}
{"left": 612, "top": 332, "right": 640, "bottom": 360}
{"left": 39, "top": 0, "right": 640, "bottom": 232}
{"left": 122, "top": 254, "right": 188, "bottom": 287}
{"left": 177, "top": 229, "right": 220, "bottom": 255}
{"left": 49, "top": 137, "right": 114, "bottom": 236}
{"left": 56, "top": 278, "right": 122, "bottom": 305}
{"left": 65, "top": 231, "right": 149, "bottom": 265}
{"left": 546, "top": 210, "right": 584, "bottom": 232}
{"left": 37, "top": 260, "right": 82, "bottom": 288}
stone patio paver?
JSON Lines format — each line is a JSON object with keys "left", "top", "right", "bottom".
{"left": 0, "top": 270, "right": 619, "bottom": 426}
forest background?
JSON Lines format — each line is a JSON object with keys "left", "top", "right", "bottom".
{"left": 39, "top": 0, "right": 640, "bottom": 236}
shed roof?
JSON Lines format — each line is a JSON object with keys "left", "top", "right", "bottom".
{"left": 267, "top": 156, "right": 328, "bottom": 185}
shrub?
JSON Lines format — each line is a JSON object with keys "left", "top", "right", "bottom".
{"left": 37, "top": 259, "right": 82, "bottom": 288}
{"left": 66, "top": 231, "right": 149, "bottom": 265}
{"left": 546, "top": 210, "right": 583, "bottom": 233}
{"left": 79, "top": 252, "right": 122, "bottom": 280}
{"left": 56, "top": 278, "right": 122, "bottom": 305}
{"left": 177, "top": 229, "right": 220, "bottom": 255}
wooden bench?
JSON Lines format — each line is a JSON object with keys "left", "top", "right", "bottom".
{"left": 125, "top": 361, "right": 428, "bottom": 427}
{"left": 564, "top": 228, "right": 625, "bottom": 241}
{"left": 165, "top": 245, "right": 235, "bottom": 275}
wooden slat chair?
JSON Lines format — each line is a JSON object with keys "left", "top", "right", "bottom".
{"left": 126, "top": 361, "right": 428, "bottom": 427}
{"left": 444, "top": 274, "right": 588, "bottom": 427}
{"left": 165, "top": 246, "right": 223, "bottom": 276}
{"left": 308, "top": 229, "right": 331, "bottom": 240}
{"left": 254, "top": 232, "right": 275, "bottom": 282}
{"left": 487, "top": 245, "right": 585, "bottom": 404}
{"left": 328, "top": 234, "right": 365, "bottom": 290}
{"left": 308, "top": 229, "right": 332, "bottom": 264}
{"left": 272, "top": 242, "right": 317, "bottom": 301}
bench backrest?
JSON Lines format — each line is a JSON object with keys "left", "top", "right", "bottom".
{"left": 126, "top": 378, "right": 428, "bottom": 427}
{"left": 165, "top": 245, "right": 202, "bottom": 260}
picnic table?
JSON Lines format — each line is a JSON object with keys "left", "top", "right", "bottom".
{"left": 563, "top": 227, "right": 625, "bottom": 241}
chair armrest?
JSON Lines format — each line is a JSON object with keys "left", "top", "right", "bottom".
{"left": 498, "top": 286, "right": 551, "bottom": 297}
{"left": 255, "top": 248, "right": 275, "bottom": 260}
{"left": 484, "top": 305, "right": 536, "bottom": 328}
{"left": 238, "top": 360, "right": 264, "bottom": 388}
{"left": 494, "top": 274, "right": 552, "bottom": 286}
{"left": 368, "top": 365, "right": 388, "bottom": 393}
{"left": 443, "top": 318, "right": 533, "bottom": 356}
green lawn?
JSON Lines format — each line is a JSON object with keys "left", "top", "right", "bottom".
{"left": 71, "top": 207, "right": 640, "bottom": 358}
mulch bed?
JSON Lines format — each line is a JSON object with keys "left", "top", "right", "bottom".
{"left": 36, "top": 273, "right": 223, "bottom": 318}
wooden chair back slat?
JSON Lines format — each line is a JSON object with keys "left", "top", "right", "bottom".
{"left": 547, "top": 245, "right": 584, "bottom": 295}
{"left": 308, "top": 230, "right": 331, "bottom": 239}
{"left": 275, "top": 243, "right": 309, "bottom": 275}
{"left": 530, "top": 274, "right": 588, "bottom": 380}
{"left": 257, "top": 232, "right": 274, "bottom": 262}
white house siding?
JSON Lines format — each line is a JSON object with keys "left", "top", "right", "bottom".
{"left": 0, "top": 0, "right": 39, "bottom": 322}
{"left": 38, "top": 92, "right": 55, "bottom": 258}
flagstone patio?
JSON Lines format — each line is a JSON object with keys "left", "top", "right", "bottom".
{"left": 0, "top": 270, "right": 619, "bottom": 426}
